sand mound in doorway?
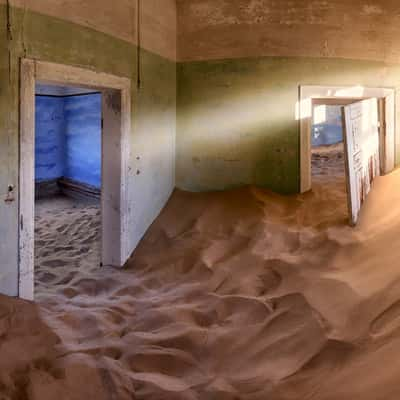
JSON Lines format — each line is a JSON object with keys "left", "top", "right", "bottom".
{"left": 2, "top": 157, "right": 400, "bottom": 398}
{"left": 312, "top": 142, "right": 345, "bottom": 184}
{"left": 34, "top": 195, "right": 101, "bottom": 299}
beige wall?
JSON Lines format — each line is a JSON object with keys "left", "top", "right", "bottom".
{"left": 177, "top": 0, "right": 400, "bottom": 62}
{"left": 0, "top": 0, "right": 177, "bottom": 59}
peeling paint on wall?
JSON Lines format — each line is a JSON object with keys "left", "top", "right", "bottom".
{"left": 177, "top": 0, "right": 400, "bottom": 63}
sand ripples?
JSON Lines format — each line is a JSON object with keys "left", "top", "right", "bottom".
{"left": 2, "top": 155, "right": 400, "bottom": 398}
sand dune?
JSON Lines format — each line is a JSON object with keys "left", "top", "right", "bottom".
{"left": 2, "top": 150, "right": 400, "bottom": 399}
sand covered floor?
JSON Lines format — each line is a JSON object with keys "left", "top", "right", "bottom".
{"left": 312, "top": 142, "right": 345, "bottom": 183}
{"left": 2, "top": 153, "right": 400, "bottom": 399}
{"left": 34, "top": 195, "right": 101, "bottom": 299}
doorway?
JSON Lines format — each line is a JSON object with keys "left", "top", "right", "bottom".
{"left": 20, "top": 59, "right": 131, "bottom": 300}
{"left": 311, "top": 100, "right": 349, "bottom": 188}
{"left": 34, "top": 83, "right": 102, "bottom": 297}
{"left": 299, "top": 85, "right": 396, "bottom": 194}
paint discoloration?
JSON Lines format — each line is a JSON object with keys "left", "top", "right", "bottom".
{"left": 176, "top": 0, "right": 400, "bottom": 193}
{"left": 64, "top": 94, "right": 102, "bottom": 188}
{"left": 177, "top": 56, "right": 400, "bottom": 194}
{"left": 362, "top": 4, "right": 384, "bottom": 16}
{"left": 105, "top": 91, "right": 121, "bottom": 115}
{"left": 0, "top": 0, "right": 177, "bottom": 60}
{"left": 177, "top": 0, "right": 400, "bottom": 62}
{"left": 35, "top": 96, "right": 65, "bottom": 181}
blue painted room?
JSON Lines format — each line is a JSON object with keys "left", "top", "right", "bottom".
{"left": 34, "top": 83, "right": 103, "bottom": 287}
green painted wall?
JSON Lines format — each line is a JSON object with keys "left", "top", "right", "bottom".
{"left": 2, "top": 3, "right": 400, "bottom": 297}
{"left": 177, "top": 57, "right": 400, "bottom": 193}
{"left": 0, "top": 5, "right": 176, "bottom": 296}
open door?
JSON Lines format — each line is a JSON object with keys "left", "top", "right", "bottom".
{"left": 342, "top": 98, "right": 381, "bottom": 226}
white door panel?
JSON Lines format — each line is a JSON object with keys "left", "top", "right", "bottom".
{"left": 343, "top": 98, "right": 380, "bottom": 226}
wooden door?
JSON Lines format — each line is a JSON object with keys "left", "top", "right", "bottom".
{"left": 342, "top": 98, "right": 380, "bottom": 226}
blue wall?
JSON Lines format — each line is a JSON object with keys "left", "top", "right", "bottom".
{"left": 35, "top": 93, "right": 101, "bottom": 188}
{"left": 312, "top": 105, "right": 343, "bottom": 147}
{"left": 64, "top": 94, "right": 102, "bottom": 188}
{"left": 35, "top": 96, "right": 65, "bottom": 181}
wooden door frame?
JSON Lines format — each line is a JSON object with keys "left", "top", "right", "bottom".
{"left": 20, "top": 59, "right": 131, "bottom": 300}
{"left": 299, "top": 85, "right": 396, "bottom": 193}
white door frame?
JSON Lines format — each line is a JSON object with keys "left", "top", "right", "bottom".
{"left": 20, "top": 59, "right": 131, "bottom": 300}
{"left": 299, "top": 85, "right": 396, "bottom": 193}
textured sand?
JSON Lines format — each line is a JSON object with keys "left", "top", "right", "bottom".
{"left": 34, "top": 195, "right": 101, "bottom": 300}
{"left": 2, "top": 149, "right": 400, "bottom": 399}
{"left": 312, "top": 142, "right": 345, "bottom": 183}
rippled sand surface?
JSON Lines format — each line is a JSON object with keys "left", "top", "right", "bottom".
{"left": 1, "top": 151, "right": 400, "bottom": 399}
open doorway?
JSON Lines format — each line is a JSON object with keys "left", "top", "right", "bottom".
{"left": 311, "top": 101, "right": 347, "bottom": 187}
{"left": 300, "top": 86, "right": 395, "bottom": 196}
{"left": 309, "top": 99, "right": 356, "bottom": 222}
{"left": 20, "top": 59, "right": 131, "bottom": 300}
{"left": 299, "top": 86, "right": 396, "bottom": 225}
{"left": 34, "top": 84, "right": 102, "bottom": 297}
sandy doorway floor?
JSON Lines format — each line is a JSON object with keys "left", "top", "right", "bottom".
{"left": 311, "top": 143, "right": 348, "bottom": 222}
{"left": 34, "top": 195, "right": 101, "bottom": 298}
{"left": 311, "top": 142, "right": 346, "bottom": 184}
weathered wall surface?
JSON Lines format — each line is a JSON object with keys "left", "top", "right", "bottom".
{"left": 177, "top": 0, "right": 400, "bottom": 63}
{"left": 177, "top": 57, "right": 400, "bottom": 193}
{"left": 64, "top": 94, "right": 102, "bottom": 188}
{"left": 35, "top": 96, "right": 65, "bottom": 181}
{"left": 0, "top": 0, "right": 177, "bottom": 60}
{"left": 35, "top": 93, "right": 102, "bottom": 188}
{"left": 0, "top": 3, "right": 176, "bottom": 296}
{"left": 176, "top": 0, "right": 400, "bottom": 193}
{"left": 0, "top": 5, "right": 18, "bottom": 295}
{"left": 3, "top": 0, "right": 400, "bottom": 295}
